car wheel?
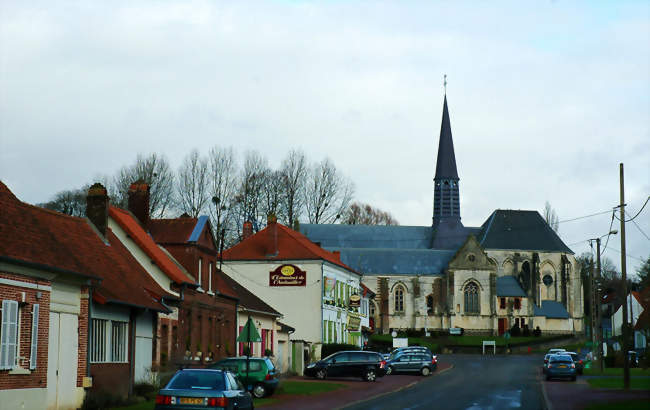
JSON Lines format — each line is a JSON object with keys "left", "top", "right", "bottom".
{"left": 386, "top": 366, "right": 393, "bottom": 375}
{"left": 316, "top": 369, "right": 327, "bottom": 380}
{"left": 364, "top": 369, "right": 377, "bottom": 382}
{"left": 421, "top": 367, "right": 431, "bottom": 377}
{"left": 252, "top": 383, "right": 266, "bottom": 398}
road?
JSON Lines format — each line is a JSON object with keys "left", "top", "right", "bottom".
{"left": 343, "top": 354, "right": 545, "bottom": 410}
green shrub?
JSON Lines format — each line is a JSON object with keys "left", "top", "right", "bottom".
{"left": 81, "top": 390, "right": 131, "bottom": 410}
{"left": 133, "top": 382, "right": 157, "bottom": 397}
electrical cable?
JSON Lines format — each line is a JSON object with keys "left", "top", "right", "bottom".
{"left": 624, "top": 210, "right": 650, "bottom": 241}
{"left": 600, "top": 211, "right": 616, "bottom": 256}
{"left": 623, "top": 196, "right": 650, "bottom": 222}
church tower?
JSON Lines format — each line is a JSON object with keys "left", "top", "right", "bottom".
{"left": 432, "top": 94, "right": 461, "bottom": 225}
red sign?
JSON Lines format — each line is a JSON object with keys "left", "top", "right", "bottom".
{"left": 269, "top": 264, "right": 306, "bottom": 286}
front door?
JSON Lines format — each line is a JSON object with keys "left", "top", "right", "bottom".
{"left": 47, "top": 312, "right": 79, "bottom": 410}
{"left": 498, "top": 318, "right": 507, "bottom": 335}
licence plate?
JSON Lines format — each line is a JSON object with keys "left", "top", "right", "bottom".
{"left": 558, "top": 365, "right": 567, "bottom": 368}
{"left": 180, "top": 397, "right": 204, "bottom": 405}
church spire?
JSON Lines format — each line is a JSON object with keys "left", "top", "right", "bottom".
{"left": 433, "top": 91, "right": 461, "bottom": 224}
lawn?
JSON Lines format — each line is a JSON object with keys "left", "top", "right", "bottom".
{"left": 111, "top": 401, "right": 154, "bottom": 410}
{"left": 584, "top": 399, "right": 650, "bottom": 410}
{"left": 583, "top": 367, "right": 650, "bottom": 376}
{"left": 586, "top": 377, "right": 650, "bottom": 390}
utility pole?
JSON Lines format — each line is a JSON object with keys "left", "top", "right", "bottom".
{"left": 595, "top": 238, "right": 604, "bottom": 373}
{"left": 619, "top": 163, "right": 630, "bottom": 390}
{"left": 589, "top": 254, "right": 597, "bottom": 361}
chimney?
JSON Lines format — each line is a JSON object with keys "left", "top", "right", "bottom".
{"left": 333, "top": 250, "right": 341, "bottom": 262}
{"left": 128, "top": 180, "right": 150, "bottom": 229}
{"left": 86, "top": 183, "right": 109, "bottom": 237}
{"left": 266, "top": 213, "right": 278, "bottom": 257}
{"left": 242, "top": 221, "right": 253, "bottom": 241}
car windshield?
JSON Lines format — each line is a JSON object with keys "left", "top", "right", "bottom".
{"left": 265, "top": 358, "right": 275, "bottom": 371}
{"left": 167, "top": 371, "right": 226, "bottom": 390}
{"left": 550, "top": 355, "right": 572, "bottom": 363}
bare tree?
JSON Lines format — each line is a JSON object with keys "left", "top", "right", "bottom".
{"left": 176, "top": 149, "right": 209, "bottom": 218}
{"left": 207, "top": 146, "right": 239, "bottom": 248}
{"left": 543, "top": 201, "right": 559, "bottom": 233}
{"left": 261, "top": 169, "right": 284, "bottom": 222}
{"left": 113, "top": 153, "right": 176, "bottom": 218}
{"left": 303, "top": 158, "right": 354, "bottom": 224}
{"left": 37, "top": 187, "right": 88, "bottom": 217}
{"left": 279, "top": 149, "right": 307, "bottom": 227}
{"left": 232, "top": 150, "right": 270, "bottom": 234}
{"left": 343, "top": 202, "right": 399, "bottom": 225}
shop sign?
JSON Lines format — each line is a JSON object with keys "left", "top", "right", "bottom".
{"left": 349, "top": 294, "right": 361, "bottom": 308}
{"left": 269, "top": 264, "right": 306, "bottom": 286}
{"left": 324, "top": 277, "right": 336, "bottom": 299}
{"left": 347, "top": 314, "right": 361, "bottom": 330}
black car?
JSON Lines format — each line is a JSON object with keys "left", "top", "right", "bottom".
{"left": 385, "top": 352, "right": 437, "bottom": 376}
{"left": 155, "top": 368, "right": 253, "bottom": 410}
{"left": 304, "top": 351, "right": 387, "bottom": 381}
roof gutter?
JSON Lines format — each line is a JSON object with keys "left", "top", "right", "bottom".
{"left": 0, "top": 255, "right": 103, "bottom": 281}
{"left": 240, "top": 306, "right": 283, "bottom": 318}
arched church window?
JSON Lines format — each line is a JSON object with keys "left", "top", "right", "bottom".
{"left": 394, "top": 285, "right": 405, "bottom": 313}
{"left": 464, "top": 282, "right": 479, "bottom": 314}
{"left": 426, "top": 294, "right": 434, "bottom": 315}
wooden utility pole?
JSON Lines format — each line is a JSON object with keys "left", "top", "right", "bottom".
{"left": 619, "top": 163, "right": 630, "bottom": 389}
{"left": 595, "top": 238, "right": 604, "bottom": 373}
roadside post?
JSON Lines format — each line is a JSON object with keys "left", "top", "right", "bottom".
{"left": 237, "top": 316, "right": 262, "bottom": 392}
{"left": 504, "top": 331, "right": 511, "bottom": 353}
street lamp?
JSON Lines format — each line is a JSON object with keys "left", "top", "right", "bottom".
{"left": 588, "top": 229, "right": 618, "bottom": 372}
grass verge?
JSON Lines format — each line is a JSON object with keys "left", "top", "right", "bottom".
{"left": 586, "top": 377, "right": 650, "bottom": 390}
{"left": 583, "top": 367, "right": 650, "bottom": 376}
{"left": 111, "top": 401, "right": 154, "bottom": 410}
{"left": 584, "top": 399, "right": 650, "bottom": 410}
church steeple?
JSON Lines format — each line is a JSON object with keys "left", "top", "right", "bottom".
{"left": 433, "top": 94, "right": 461, "bottom": 225}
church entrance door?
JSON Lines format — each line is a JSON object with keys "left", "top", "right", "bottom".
{"left": 498, "top": 318, "right": 507, "bottom": 335}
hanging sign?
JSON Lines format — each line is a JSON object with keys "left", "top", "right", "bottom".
{"left": 269, "top": 264, "right": 306, "bottom": 286}
{"left": 349, "top": 294, "right": 361, "bottom": 308}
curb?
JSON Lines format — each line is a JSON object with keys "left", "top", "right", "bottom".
{"left": 540, "top": 376, "right": 553, "bottom": 410}
{"left": 338, "top": 364, "right": 455, "bottom": 410}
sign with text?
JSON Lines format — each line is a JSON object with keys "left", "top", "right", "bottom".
{"left": 349, "top": 294, "right": 361, "bottom": 308}
{"left": 269, "top": 264, "right": 306, "bottom": 286}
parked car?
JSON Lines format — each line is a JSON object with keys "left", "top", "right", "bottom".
{"left": 154, "top": 368, "right": 254, "bottom": 410}
{"left": 545, "top": 354, "right": 577, "bottom": 381}
{"left": 385, "top": 352, "right": 437, "bottom": 376}
{"left": 385, "top": 346, "right": 433, "bottom": 361}
{"left": 304, "top": 350, "right": 387, "bottom": 381}
{"left": 565, "top": 352, "right": 584, "bottom": 374}
{"left": 211, "top": 357, "right": 278, "bottom": 398}
{"left": 547, "top": 348, "right": 566, "bottom": 355}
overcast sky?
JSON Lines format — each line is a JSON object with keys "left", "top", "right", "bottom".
{"left": 1, "top": 1, "right": 648, "bottom": 275}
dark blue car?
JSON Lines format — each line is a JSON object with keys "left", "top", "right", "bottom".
{"left": 155, "top": 369, "right": 254, "bottom": 410}
{"left": 545, "top": 354, "right": 577, "bottom": 381}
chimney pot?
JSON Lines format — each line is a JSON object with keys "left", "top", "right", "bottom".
{"left": 242, "top": 221, "right": 253, "bottom": 241}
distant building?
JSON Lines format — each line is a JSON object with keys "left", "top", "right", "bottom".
{"left": 300, "top": 94, "right": 583, "bottom": 336}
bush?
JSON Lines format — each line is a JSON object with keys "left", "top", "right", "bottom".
{"left": 522, "top": 325, "right": 530, "bottom": 337}
{"left": 510, "top": 325, "right": 521, "bottom": 337}
{"left": 533, "top": 326, "right": 542, "bottom": 337}
{"left": 81, "top": 390, "right": 131, "bottom": 410}
{"left": 264, "top": 348, "right": 273, "bottom": 357}
{"left": 321, "top": 343, "right": 359, "bottom": 358}
{"left": 133, "top": 382, "right": 157, "bottom": 399}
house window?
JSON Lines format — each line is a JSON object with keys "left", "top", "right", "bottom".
{"left": 394, "top": 285, "right": 405, "bottom": 313}
{"left": 500, "top": 297, "right": 506, "bottom": 309}
{"left": 426, "top": 295, "right": 434, "bottom": 315}
{"left": 514, "top": 298, "right": 521, "bottom": 310}
{"left": 464, "top": 282, "right": 480, "bottom": 314}
{"left": 208, "top": 262, "right": 213, "bottom": 293}
{"left": 91, "top": 318, "right": 129, "bottom": 363}
{"left": 0, "top": 300, "right": 19, "bottom": 370}
{"left": 198, "top": 258, "right": 203, "bottom": 288}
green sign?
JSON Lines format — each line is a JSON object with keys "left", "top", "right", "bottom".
{"left": 237, "top": 317, "right": 261, "bottom": 343}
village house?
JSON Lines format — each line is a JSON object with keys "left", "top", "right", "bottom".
{"left": 220, "top": 216, "right": 372, "bottom": 374}
{"left": 0, "top": 181, "right": 171, "bottom": 409}
{"left": 107, "top": 181, "right": 239, "bottom": 368}
{"left": 611, "top": 289, "right": 649, "bottom": 352}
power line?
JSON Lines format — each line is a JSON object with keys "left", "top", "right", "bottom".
{"left": 626, "top": 210, "right": 650, "bottom": 241}
{"left": 624, "top": 196, "right": 650, "bottom": 222}
{"left": 558, "top": 210, "right": 612, "bottom": 224}
{"left": 605, "top": 247, "right": 645, "bottom": 263}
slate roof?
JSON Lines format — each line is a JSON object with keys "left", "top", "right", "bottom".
{"left": 223, "top": 223, "right": 358, "bottom": 274}
{"left": 220, "top": 273, "right": 281, "bottom": 317}
{"left": 533, "top": 300, "right": 570, "bottom": 319}
{"left": 110, "top": 206, "right": 197, "bottom": 286}
{"left": 0, "top": 181, "right": 172, "bottom": 312}
{"left": 335, "top": 248, "right": 453, "bottom": 275}
{"left": 300, "top": 224, "right": 435, "bottom": 249}
{"left": 479, "top": 210, "right": 573, "bottom": 254}
{"left": 434, "top": 95, "right": 459, "bottom": 180}
{"left": 496, "top": 276, "right": 527, "bottom": 297}
{"left": 149, "top": 217, "right": 200, "bottom": 244}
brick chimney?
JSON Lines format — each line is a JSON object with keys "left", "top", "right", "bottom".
{"left": 86, "top": 183, "right": 109, "bottom": 236}
{"left": 242, "top": 221, "right": 253, "bottom": 241}
{"left": 128, "top": 180, "right": 150, "bottom": 229}
{"left": 266, "top": 214, "right": 278, "bottom": 257}
{"left": 333, "top": 250, "right": 341, "bottom": 262}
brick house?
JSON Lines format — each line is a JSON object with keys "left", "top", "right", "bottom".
{"left": 0, "top": 181, "right": 171, "bottom": 409}
{"left": 108, "top": 181, "right": 238, "bottom": 368}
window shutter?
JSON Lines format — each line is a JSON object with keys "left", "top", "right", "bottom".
{"left": 1, "top": 300, "right": 19, "bottom": 370}
{"left": 30, "top": 304, "right": 39, "bottom": 370}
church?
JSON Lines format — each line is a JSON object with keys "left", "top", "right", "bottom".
{"left": 300, "top": 95, "right": 584, "bottom": 336}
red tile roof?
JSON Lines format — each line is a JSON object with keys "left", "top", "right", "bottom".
{"left": 109, "top": 206, "right": 196, "bottom": 286}
{"left": 220, "top": 273, "right": 281, "bottom": 317}
{"left": 221, "top": 222, "right": 358, "bottom": 274}
{"left": 149, "top": 218, "right": 197, "bottom": 244}
{"left": 0, "top": 181, "right": 172, "bottom": 312}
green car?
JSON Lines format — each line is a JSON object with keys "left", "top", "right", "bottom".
{"left": 211, "top": 357, "right": 279, "bottom": 398}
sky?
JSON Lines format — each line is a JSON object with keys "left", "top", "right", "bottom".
{"left": 1, "top": 1, "right": 649, "bottom": 276}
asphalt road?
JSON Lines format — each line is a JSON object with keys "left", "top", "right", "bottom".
{"left": 343, "top": 354, "right": 545, "bottom": 410}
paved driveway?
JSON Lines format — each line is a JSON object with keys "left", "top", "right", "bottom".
{"left": 344, "top": 354, "right": 545, "bottom": 410}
